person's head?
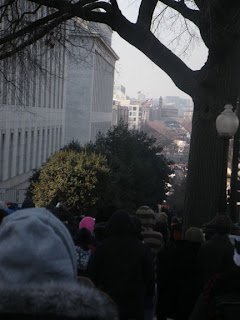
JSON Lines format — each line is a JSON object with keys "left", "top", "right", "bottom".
{"left": 21, "top": 197, "right": 35, "bottom": 209}
{"left": 0, "top": 207, "right": 77, "bottom": 285}
{"left": 215, "top": 214, "right": 232, "bottom": 235}
{"left": 106, "top": 209, "right": 133, "bottom": 236}
{"left": 156, "top": 212, "right": 168, "bottom": 224}
{"left": 185, "top": 227, "right": 204, "bottom": 244}
{"left": 136, "top": 206, "right": 156, "bottom": 229}
{"left": 74, "top": 227, "right": 92, "bottom": 249}
{"left": 79, "top": 216, "right": 95, "bottom": 235}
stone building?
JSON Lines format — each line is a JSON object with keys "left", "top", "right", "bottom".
{"left": 64, "top": 21, "right": 118, "bottom": 145}
{"left": 0, "top": 16, "right": 117, "bottom": 197}
{"left": 0, "top": 37, "right": 66, "bottom": 190}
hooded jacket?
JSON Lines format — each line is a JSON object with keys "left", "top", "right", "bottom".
{"left": 0, "top": 208, "right": 118, "bottom": 319}
{"left": 89, "top": 210, "right": 154, "bottom": 320}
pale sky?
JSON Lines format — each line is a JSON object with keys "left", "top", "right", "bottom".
{"left": 112, "top": 1, "right": 208, "bottom": 99}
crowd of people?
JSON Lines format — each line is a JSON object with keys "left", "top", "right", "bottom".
{"left": 0, "top": 198, "right": 239, "bottom": 319}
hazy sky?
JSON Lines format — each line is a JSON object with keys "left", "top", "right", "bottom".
{"left": 112, "top": 1, "right": 208, "bottom": 99}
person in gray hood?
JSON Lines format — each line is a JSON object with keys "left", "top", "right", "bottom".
{"left": 0, "top": 207, "right": 118, "bottom": 320}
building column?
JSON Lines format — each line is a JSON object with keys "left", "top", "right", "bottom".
{"left": 31, "top": 128, "right": 37, "bottom": 170}
{"left": 25, "top": 129, "right": 31, "bottom": 172}
{"left": 37, "top": 128, "right": 43, "bottom": 168}
{"left": 2, "top": 130, "right": 10, "bottom": 181}
{"left": 11, "top": 129, "right": 18, "bottom": 177}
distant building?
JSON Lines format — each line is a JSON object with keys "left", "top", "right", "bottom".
{"left": 159, "top": 97, "right": 163, "bottom": 119}
{"left": 141, "top": 106, "right": 150, "bottom": 122}
{"left": 164, "top": 96, "right": 193, "bottom": 116}
{"left": 184, "top": 111, "right": 193, "bottom": 119}
{"left": 161, "top": 108, "right": 179, "bottom": 118}
{"left": 128, "top": 104, "right": 141, "bottom": 130}
{"left": 112, "top": 103, "right": 129, "bottom": 126}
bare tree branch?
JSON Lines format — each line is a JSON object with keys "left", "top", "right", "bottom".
{"left": 0, "top": 10, "right": 63, "bottom": 46}
{"left": 137, "top": 0, "right": 158, "bottom": 30}
{"left": 0, "top": 0, "right": 198, "bottom": 96}
{"left": 159, "top": 0, "right": 200, "bottom": 28}
{"left": 0, "top": 13, "right": 72, "bottom": 60}
{"left": 28, "top": 0, "right": 70, "bottom": 10}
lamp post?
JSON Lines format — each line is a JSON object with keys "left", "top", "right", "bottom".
{"left": 216, "top": 104, "right": 239, "bottom": 214}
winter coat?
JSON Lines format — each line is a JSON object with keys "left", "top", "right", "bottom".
{"left": 197, "top": 233, "right": 236, "bottom": 284}
{"left": 0, "top": 208, "right": 118, "bottom": 319}
{"left": 156, "top": 240, "right": 202, "bottom": 320}
{"left": 0, "top": 283, "right": 118, "bottom": 320}
{"left": 190, "top": 268, "right": 240, "bottom": 320}
{"left": 89, "top": 210, "right": 155, "bottom": 320}
{"left": 172, "top": 240, "right": 203, "bottom": 319}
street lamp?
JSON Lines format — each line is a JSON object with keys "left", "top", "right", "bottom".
{"left": 216, "top": 104, "right": 239, "bottom": 138}
{"left": 216, "top": 104, "right": 239, "bottom": 214}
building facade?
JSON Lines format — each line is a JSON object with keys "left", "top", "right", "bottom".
{"left": 0, "top": 36, "right": 66, "bottom": 190}
{"left": 0, "top": 17, "right": 117, "bottom": 193}
{"left": 64, "top": 22, "right": 118, "bottom": 145}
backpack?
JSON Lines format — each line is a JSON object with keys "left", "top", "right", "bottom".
{"left": 75, "top": 246, "right": 93, "bottom": 271}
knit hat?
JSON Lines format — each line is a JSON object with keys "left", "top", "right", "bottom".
{"left": 136, "top": 206, "right": 156, "bottom": 229}
{"left": 79, "top": 216, "right": 95, "bottom": 234}
{"left": 185, "top": 227, "right": 204, "bottom": 243}
{"left": 0, "top": 207, "right": 77, "bottom": 284}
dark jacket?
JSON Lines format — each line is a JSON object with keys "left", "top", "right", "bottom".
{"left": 156, "top": 240, "right": 202, "bottom": 320}
{"left": 89, "top": 210, "right": 155, "bottom": 320}
{"left": 190, "top": 268, "right": 240, "bottom": 320}
{"left": 0, "top": 208, "right": 118, "bottom": 319}
{"left": 197, "top": 233, "right": 236, "bottom": 284}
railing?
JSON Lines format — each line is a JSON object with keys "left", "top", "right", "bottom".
{"left": 0, "top": 188, "right": 26, "bottom": 206}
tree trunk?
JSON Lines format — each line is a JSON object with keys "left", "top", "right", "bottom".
{"left": 183, "top": 53, "right": 240, "bottom": 230}
{"left": 183, "top": 103, "right": 226, "bottom": 229}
